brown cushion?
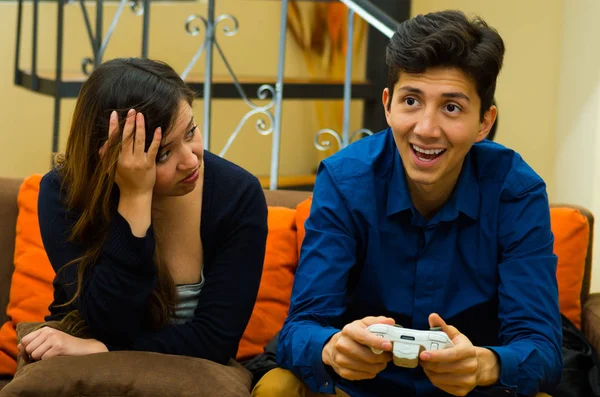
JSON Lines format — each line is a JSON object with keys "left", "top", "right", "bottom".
{"left": 583, "top": 294, "right": 600, "bottom": 355}
{"left": 1, "top": 322, "right": 252, "bottom": 396}
{"left": 0, "top": 177, "right": 21, "bottom": 328}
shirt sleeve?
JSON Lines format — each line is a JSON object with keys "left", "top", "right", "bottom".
{"left": 488, "top": 171, "right": 563, "bottom": 395}
{"left": 118, "top": 177, "right": 268, "bottom": 365}
{"left": 38, "top": 171, "right": 157, "bottom": 346}
{"left": 276, "top": 163, "right": 358, "bottom": 393}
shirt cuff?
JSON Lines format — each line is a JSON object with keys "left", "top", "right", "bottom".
{"left": 310, "top": 327, "right": 340, "bottom": 394}
{"left": 485, "top": 345, "right": 519, "bottom": 390}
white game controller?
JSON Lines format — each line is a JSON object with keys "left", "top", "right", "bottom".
{"left": 366, "top": 324, "right": 454, "bottom": 368}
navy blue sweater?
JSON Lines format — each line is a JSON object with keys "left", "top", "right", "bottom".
{"left": 38, "top": 151, "right": 268, "bottom": 364}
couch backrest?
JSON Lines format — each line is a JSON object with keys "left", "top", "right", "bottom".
{"left": 263, "top": 189, "right": 311, "bottom": 209}
{"left": 0, "top": 178, "right": 21, "bottom": 326}
{"left": 0, "top": 179, "right": 313, "bottom": 326}
{"left": 0, "top": 177, "right": 594, "bottom": 326}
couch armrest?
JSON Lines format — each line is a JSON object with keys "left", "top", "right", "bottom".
{"left": 582, "top": 293, "right": 600, "bottom": 354}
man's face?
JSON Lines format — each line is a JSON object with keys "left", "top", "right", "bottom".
{"left": 383, "top": 67, "right": 496, "bottom": 194}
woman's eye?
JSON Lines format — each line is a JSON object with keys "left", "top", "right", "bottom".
{"left": 186, "top": 125, "right": 197, "bottom": 139}
{"left": 157, "top": 151, "right": 170, "bottom": 163}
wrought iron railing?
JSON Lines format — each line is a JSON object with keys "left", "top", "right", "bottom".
{"left": 314, "top": 0, "right": 397, "bottom": 158}
{"left": 13, "top": 0, "right": 402, "bottom": 190}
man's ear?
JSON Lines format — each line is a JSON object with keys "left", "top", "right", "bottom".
{"left": 475, "top": 105, "right": 498, "bottom": 143}
{"left": 382, "top": 88, "right": 392, "bottom": 126}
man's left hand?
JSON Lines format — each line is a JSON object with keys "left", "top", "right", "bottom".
{"left": 19, "top": 327, "right": 108, "bottom": 362}
{"left": 419, "top": 313, "right": 500, "bottom": 396}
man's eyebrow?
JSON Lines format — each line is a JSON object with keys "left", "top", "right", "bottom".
{"left": 441, "top": 92, "right": 470, "bottom": 102}
{"left": 160, "top": 116, "right": 195, "bottom": 149}
{"left": 397, "top": 86, "right": 423, "bottom": 95}
{"left": 397, "top": 86, "right": 470, "bottom": 102}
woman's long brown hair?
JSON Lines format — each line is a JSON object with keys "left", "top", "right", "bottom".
{"left": 55, "top": 58, "right": 196, "bottom": 333}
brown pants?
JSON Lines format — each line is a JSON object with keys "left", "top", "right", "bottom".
{"left": 252, "top": 368, "right": 552, "bottom": 397}
{"left": 252, "top": 368, "right": 350, "bottom": 397}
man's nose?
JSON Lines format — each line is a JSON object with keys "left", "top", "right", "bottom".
{"left": 413, "top": 108, "right": 442, "bottom": 139}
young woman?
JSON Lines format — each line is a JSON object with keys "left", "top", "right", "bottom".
{"left": 18, "top": 58, "right": 268, "bottom": 366}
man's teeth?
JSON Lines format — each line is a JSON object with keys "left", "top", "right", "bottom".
{"left": 412, "top": 144, "right": 445, "bottom": 155}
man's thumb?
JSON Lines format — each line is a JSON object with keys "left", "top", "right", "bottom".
{"left": 362, "top": 316, "right": 396, "bottom": 327}
{"left": 428, "top": 313, "right": 460, "bottom": 339}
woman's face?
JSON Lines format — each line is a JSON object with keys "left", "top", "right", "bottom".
{"left": 152, "top": 100, "right": 203, "bottom": 196}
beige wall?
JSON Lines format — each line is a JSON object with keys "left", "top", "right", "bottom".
{"left": 6, "top": 0, "right": 563, "bottom": 185}
{"left": 553, "top": 0, "right": 600, "bottom": 293}
{"left": 0, "top": 0, "right": 366, "bottom": 179}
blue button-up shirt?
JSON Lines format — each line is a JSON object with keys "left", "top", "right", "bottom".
{"left": 277, "top": 128, "right": 562, "bottom": 397}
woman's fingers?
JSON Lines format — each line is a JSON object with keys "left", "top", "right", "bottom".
{"left": 30, "top": 341, "right": 53, "bottom": 361}
{"left": 121, "top": 109, "right": 136, "bottom": 155}
{"left": 99, "top": 110, "right": 120, "bottom": 158}
{"left": 134, "top": 112, "right": 146, "bottom": 157}
{"left": 41, "top": 346, "right": 61, "bottom": 361}
{"left": 147, "top": 127, "right": 162, "bottom": 162}
{"left": 23, "top": 333, "right": 47, "bottom": 355}
{"left": 20, "top": 329, "right": 41, "bottom": 346}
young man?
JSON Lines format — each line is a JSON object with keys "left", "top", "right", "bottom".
{"left": 256, "top": 10, "right": 562, "bottom": 397}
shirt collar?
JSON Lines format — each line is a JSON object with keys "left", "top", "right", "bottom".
{"left": 385, "top": 132, "right": 480, "bottom": 221}
{"left": 386, "top": 130, "right": 413, "bottom": 217}
{"left": 440, "top": 151, "right": 480, "bottom": 222}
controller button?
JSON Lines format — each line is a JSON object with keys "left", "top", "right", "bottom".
{"left": 369, "top": 324, "right": 388, "bottom": 333}
{"left": 429, "top": 334, "right": 448, "bottom": 343}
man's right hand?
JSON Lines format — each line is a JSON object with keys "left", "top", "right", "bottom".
{"left": 322, "top": 316, "right": 396, "bottom": 381}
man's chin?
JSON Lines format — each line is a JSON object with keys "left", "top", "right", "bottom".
{"left": 406, "top": 169, "right": 440, "bottom": 187}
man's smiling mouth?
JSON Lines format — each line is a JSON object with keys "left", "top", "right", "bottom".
{"left": 411, "top": 144, "right": 446, "bottom": 162}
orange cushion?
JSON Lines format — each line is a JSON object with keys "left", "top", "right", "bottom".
{"left": 0, "top": 178, "right": 588, "bottom": 366}
{"left": 236, "top": 207, "right": 299, "bottom": 360}
{"left": 0, "top": 176, "right": 301, "bottom": 366}
{"left": 551, "top": 207, "right": 589, "bottom": 330}
{"left": 0, "top": 175, "right": 55, "bottom": 375}
{"left": 295, "top": 197, "right": 313, "bottom": 257}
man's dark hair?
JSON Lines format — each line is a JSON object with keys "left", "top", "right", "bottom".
{"left": 386, "top": 10, "right": 505, "bottom": 120}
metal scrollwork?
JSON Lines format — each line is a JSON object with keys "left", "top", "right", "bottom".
{"left": 80, "top": 0, "right": 131, "bottom": 75}
{"left": 180, "top": 15, "right": 209, "bottom": 80}
{"left": 314, "top": 129, "right": 343, "bottom": 152}
{"left": 313, "top": 128, "right": 374, "bottom": 152}
{"left": 129, "top": 0, "right": 144, "bottom": 17}
{"left": 185, "top": 14, "right": 208, "bottom": 37}
{"left": 218, "top": 85, "right": 275, "bottom": 157}
{"left": 180, "top": 10, "right": 276, "bottom": 157}
{"left": 215, "top": 14, "right": 239, "bottom": 37}
{"left": 350, "top": 128, "right": 374, "bottom": 142}
{"left": 81, "top": 57, "right": 94, "bottom": 75}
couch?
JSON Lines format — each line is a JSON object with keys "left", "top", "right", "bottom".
{"left": 0, "top": 176, "right": 598, "bottom": 393}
